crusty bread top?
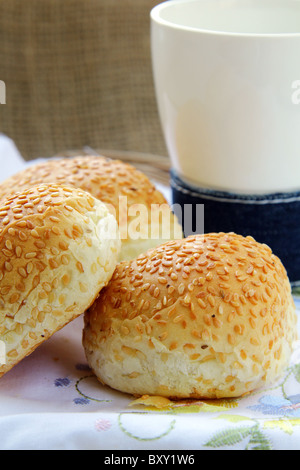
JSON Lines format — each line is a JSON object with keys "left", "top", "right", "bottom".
{"left": 0, "top": 155, "right": 167, "bottom": 223}
{"left": 83, "top": 232, "right": 297, "bottom": 398}
{"left": 0, "top": 182, "right": 120, "bottom": 377}
{"left": 0, "top": 156, "right": 183, "bottom": 261}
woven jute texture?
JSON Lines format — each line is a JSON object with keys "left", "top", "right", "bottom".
{"left": 0, "top": 0, "right": 167, "bottom": 161}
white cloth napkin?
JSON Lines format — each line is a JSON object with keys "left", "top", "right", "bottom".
{"left": 0, "top": 134, "right": 29, "bottom": 178}
{"left": 0, "top": 135, "right": 300, "bottom": 451}
{"left": 0, "top": 134, "right": 48, "bottom": 180}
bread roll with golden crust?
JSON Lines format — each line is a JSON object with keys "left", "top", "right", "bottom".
{"left": 83, "top": 233, "right": 298, "bottom": 399}
{"left": 0, "top": 183, "right": 120, "bottom": 377}
{"left": 0, "top": 156, "right": 183, "bottom": 261}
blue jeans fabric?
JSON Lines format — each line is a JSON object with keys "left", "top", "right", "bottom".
{"left": 170, "top": 169, "right": 300, "bottom": 285}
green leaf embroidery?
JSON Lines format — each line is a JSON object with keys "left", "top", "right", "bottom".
{"left": 246, "top": 426, "right": 272, "bottom": 450}
{"left": 204, "top": 425, "right": 253, "bottom": 448}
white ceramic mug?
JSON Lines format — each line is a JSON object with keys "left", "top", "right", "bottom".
{"left": 151, "top": 0, "right": 300, "bottom": 194}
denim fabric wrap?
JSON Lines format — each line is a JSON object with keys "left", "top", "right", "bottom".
{"left": 170, "top": 169, "right": 300, "bottom": 285}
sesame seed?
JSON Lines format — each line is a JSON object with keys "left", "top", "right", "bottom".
{"left": 173, "top": 314, "right": 185, "bottom": 323}
{"left": 250, "top": 337, "right": 260, "bottom": 346}
{"left": 197, "top": 298, "right": 206, "bottom": 309}
{"left": 228, "top": 334, "right": 236, "bottom": 345}
{"left": 178, "top": 284, "right": 185, "bottom": 295}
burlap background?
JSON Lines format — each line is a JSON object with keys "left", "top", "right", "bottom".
{"left": 0, "top": 0, "right": 167, "bottom": 161}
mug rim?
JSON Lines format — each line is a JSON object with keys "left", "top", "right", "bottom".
{"left": 151, "top": 0, "right": 300, "bottom": 38}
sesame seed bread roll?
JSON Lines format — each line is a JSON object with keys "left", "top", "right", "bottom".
{"left": 83, "top": 233, "right": 298, "bottom": 399}
{"left": 0, "top": 183, "right": 120, "bottom": 377}
{"left": 0, "top": 156, "right": 183, "bottom": 261}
